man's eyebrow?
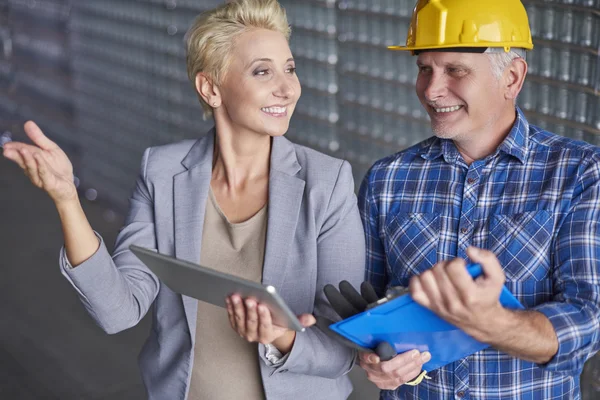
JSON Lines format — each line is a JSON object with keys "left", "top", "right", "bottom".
{"left": 415, "top": 61, "right": 470, "bottom": 69}
{"left": 446, "top": 62, "right": 469, "bottom": 68}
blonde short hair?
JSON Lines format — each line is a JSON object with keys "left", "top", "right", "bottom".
{"left": 185, "top": 0, "right": 291, "bottom": 118}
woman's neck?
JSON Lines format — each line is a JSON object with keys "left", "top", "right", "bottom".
{"left": 211, "top": 123, "right": 271, "bottom": 190}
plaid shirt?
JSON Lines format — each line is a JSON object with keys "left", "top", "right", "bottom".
{"left": 358, "top": 108, "right": 600, "bottom": 400}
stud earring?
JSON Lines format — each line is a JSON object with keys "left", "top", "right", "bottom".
{"left": 213, "top": 102, "right": 218, "bottom": 107}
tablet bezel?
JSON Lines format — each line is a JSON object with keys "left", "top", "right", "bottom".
{"left": 129, "top": 245, "right": 305, "bottom": 332}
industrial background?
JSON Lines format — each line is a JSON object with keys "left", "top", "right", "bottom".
{"left": 0, "top": 0, "right": 598, "bottom": 398}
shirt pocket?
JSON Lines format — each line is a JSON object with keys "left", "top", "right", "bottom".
{"left": 488, "top": 210, "right": 554, "bottom": 282}
{"left": 384, "top": 212, "right": 440, "bottom": 284}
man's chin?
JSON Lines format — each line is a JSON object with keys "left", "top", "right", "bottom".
{"left": 431, "top": 126, "right": 459, "bottom": 140}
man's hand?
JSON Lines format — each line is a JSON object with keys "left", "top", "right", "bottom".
{"left": 409, "top": 246, "right": 506, "bottom": 341}
{"left": 359, "top": 349, "right": 431, "bottom": 390}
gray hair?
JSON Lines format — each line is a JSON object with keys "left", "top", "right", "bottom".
{"left": 485, "top": 48, "right": 527, "bottom": 79}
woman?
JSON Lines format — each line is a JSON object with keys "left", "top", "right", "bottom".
{"left": 2, "top": 0, "right": 365, "bottom": 399}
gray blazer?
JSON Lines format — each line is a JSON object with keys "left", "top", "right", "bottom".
{"left": 60, "top": 129, "right": 366, "bottom": 400}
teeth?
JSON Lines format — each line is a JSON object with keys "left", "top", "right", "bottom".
{"left": 434, "top": 105, "right": 461, "bottom": 113}
{"left": 261, "top": 106, "right": 286, "bottom": 114}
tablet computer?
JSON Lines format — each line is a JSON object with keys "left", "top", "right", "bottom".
{"left": 329, "top": 264, "right": 524, "bottom": 371}
{"left": 129, "top": 245, "right": 305, "bottom": 332}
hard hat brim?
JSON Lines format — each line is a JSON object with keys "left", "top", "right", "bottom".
{"left": 388, "top": 42, "right": 534, "bottom": 53}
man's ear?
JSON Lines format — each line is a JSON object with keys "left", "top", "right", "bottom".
{"left": 503, "top": 57, "right": 527, "bottom": 101}
{"left": 195, "top": 73, "right": 222, "bottom": 108}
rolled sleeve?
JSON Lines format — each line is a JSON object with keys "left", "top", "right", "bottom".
{"left": 537, "top": 161, "right": 600, "bottom": 373}
{"left": 535, "top": 295, "right": 599, "bottom": 372}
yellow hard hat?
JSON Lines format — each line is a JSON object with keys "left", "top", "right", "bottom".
{"left": 389, "top": 0, "right": 534, "bottom": 54}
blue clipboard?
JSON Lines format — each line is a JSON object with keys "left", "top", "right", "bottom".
{"left": 329, "top": 264, "right": 524, "bottom": 372}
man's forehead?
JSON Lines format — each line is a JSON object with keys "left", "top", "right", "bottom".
{"left": 416, "top": 51, "right": 484, "bottom": 65}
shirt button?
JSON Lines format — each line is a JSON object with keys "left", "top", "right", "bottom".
{"left": 457, "top": 391, "right": 465, "bottom": 398}
{"left": 467, "top": 177, "right": 476, "bottom": 184}
{"left": 460, "top": 227, "right": 468, "bottom": 234}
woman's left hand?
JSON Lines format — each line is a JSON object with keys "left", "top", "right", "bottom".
{"left": 226, "top": 294, "right": 316, "bottom": 353}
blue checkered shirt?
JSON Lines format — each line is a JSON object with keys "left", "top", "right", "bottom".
{"left": 358, "top": 108, "right": 600, "bottom": 399}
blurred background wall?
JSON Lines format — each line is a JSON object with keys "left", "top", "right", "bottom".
{"left": 0, "top": 0, "right": 598, "bottom": 399}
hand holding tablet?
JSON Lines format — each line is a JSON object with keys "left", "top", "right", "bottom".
{"left": 129, "top": 245, "right": 306, "bottom": 332}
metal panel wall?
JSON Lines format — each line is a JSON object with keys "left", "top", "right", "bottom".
{"left": 69, "top": 0, "right": 219, "bottom": 210}
{"left": 1, "top": 0, "right": 74, "bottom": 156}
{"left": 522, "top": 0, "right": 600, "bottom": 146}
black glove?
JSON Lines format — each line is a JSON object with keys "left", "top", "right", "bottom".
{"left": 316, "top": 280, "right": 397, "bottom": 361}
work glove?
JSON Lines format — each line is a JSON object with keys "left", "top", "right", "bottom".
{"left": 316, "top": 280, "right": 403, "bottom": 361}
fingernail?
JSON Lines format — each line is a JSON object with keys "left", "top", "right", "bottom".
{"left": 411, "top": 350, "right": 420, "bottom": 359}
{"left": 421, "top": 352, "right": 431, "bottom": 362}
{"left": 232, "top": 297, "right": 239, "bottom": 304}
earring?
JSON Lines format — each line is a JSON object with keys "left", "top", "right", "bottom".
{"left": 213, "top": 102, "right": 218, "bottom": 107}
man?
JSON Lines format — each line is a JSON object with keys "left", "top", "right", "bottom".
{"left": 357, "top": 0, "right": 600, "bottom": 398}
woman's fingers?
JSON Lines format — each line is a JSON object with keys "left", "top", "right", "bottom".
{"left": 2, "top": 147, "right": 26, "bottom": 169}
{"left": 244, "top": 298, "right": 259, "bottom": 341}
{"left": 24, "top": 121, "right": 57, "bottom": 151}
{"left": 298, "top": 313, "right": 316, "bottom": 328}
{"left": 257, "top": 304, "right": 274, "bottom": 342}
{"left": 20, "top": 148, "right": 42, "bottom": 187}
{"left": 231, "top": 295, "right": 246, "bottom": 335}
{"left": 34, "top": 152, "right": 56, "bottom": 190}
{"left": 225, "top": 298, "right": 237, "bottom": 331}
{"left": 226, "top": 298, "right": 293, "bottom": 345}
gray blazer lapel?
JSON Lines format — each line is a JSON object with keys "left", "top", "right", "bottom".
{"left": 173, "top": 129, "right": 214, "bottom": 337}
{"left": 262, "top": 136, "right": 305, "bottom": 292}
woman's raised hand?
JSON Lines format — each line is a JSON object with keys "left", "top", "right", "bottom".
{"left": 3, "top": 121, "right": 77, "bottom": 205}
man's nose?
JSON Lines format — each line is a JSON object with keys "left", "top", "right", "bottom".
{"left": 423, "top": 73, "right": 447, "bottom": 103}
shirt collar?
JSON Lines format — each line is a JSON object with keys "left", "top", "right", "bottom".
{"left": 419, "top": 107, "right": 530, "bottom": 165}
{"left": 496, "top": 107, "right": 529, "bottom": 164}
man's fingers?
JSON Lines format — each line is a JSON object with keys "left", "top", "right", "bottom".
{"left": 466, "top": 246, "right": 505, "bottom": 284}
{"left": 409, "top": 275, "right": 430, "bottom": 308}
{"left": 24, "top": 121, "right": 57, "bottom": 151}
{"left": 359, "top": 351, "right": 380, "bottom": 364}
{"left": 381, "top": 349, "right": 428, "bottom": 371}
{"left": 359, "top": 358, "right": 382, "bottom": 375}
{"left": 360, "top": 350, "right": 430, "bottom": 389}
{"left": 418, "top": 268, "right": 444, "bottom": 310}
{"left": 431, "top": 261, "right": 463, "bottom": 312}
